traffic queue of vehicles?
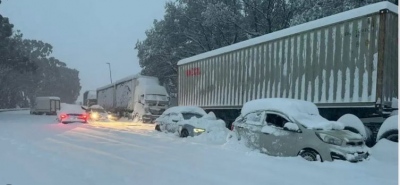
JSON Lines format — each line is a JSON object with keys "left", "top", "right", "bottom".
{"left": 32, "top": 2, "right": 398, "bottom": 163}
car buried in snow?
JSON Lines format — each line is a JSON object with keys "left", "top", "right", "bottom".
{"left": 231, "top": 98, "right": 369, "bottom": 162}
{"left": 154, "top": 106, "right": 226, "bottom": 137}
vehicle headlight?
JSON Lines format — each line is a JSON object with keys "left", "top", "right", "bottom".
{"left": 316, "top": 133, "right": 343, "bottom": 146}
{"left": 194, "top": 128, "right": 206, "bottom": 133}
{"left": 91, "top": 113, "right": 99, "bottom": 119}
{"left": 107, "top": 115, "right": 112, "bottom": 119}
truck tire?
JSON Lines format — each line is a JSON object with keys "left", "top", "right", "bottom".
{"left": 379, "top": 130, "right": 398, "bottom": 143}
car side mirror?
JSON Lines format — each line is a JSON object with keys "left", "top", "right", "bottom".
{"left": 283, "top": 122, "right": 301, "bottom": 133}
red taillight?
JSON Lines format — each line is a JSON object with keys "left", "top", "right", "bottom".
{"left": 60, "top": 114, "right": 67, "bottom": 119}
{"left": 230, "top": 123, "right": 234, "bottom": 131}
{"left": 82, "top": 114, "right": 87, "bottom": 119}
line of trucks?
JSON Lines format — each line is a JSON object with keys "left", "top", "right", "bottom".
{"left": 88, "top": 2, "right": 398, "bottom": 143}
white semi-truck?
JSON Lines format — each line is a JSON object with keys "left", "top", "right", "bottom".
{"left": 96, "top": 74, "right": 169, "bottom": 122}
{"left": 177, "top": 2, "right": 398, "bottom": 143}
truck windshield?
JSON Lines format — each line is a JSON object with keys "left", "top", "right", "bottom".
{"left": 145, "top": 94, "right": 168, "bottom": 102}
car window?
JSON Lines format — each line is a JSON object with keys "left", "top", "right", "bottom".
{"left": 181, "top": 112, "right": 203, "bottom": 120}
{"left": 245, "top": 112, "right": 264, "bottom": 125}
{"left": 266, "top": 113, "right": 289, "bottom": 128}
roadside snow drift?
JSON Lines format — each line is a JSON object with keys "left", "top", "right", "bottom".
{"left": 376, "top": 115, "right": 398, "bottom": 141}
{"left": 0, "top": 110, "right": 398, "bottom": 185}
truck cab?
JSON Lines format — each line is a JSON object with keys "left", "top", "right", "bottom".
{"left": 136, "top": 91, "right": 169, "bottom": 123}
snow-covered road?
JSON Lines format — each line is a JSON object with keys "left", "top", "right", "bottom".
{"left": 0, "top": 111, "right": 397, "bottom": 185}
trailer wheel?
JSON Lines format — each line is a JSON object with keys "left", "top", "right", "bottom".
{"left": 380, "top": 130, "right": 398, "bottom": 143}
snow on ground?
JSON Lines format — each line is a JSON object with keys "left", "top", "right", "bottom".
{"left": 0, "top": 110, "right": 397, "bottom": 185}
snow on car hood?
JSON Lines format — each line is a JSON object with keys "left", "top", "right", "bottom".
{"left": 180, "top": 112, "right": 225, "bottom": 130}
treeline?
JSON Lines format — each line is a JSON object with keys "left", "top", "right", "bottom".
{"left": 0, "top": 1, "right": 81, "bottom": 109}
{"left": 136, "top": 0, "right": 397, "bottom": 94}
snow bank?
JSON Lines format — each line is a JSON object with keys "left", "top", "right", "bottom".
{"left": 376, "top": 115, "right": 398, "bottom": 141}
{"left": 370, "top": 139, "right": 398, "bottom": 164}
{"left": 337, "top": 114, "right": 367, "bottom": 138}
{"left": 163, "top": 106, "right": 207, "bottom": 116}
{"left": 181, "top": 112, "right": 229, "bottom": 144}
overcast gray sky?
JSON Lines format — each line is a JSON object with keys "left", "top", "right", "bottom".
{"left": 0, "top": 0, "right": 167, "bottom": 102}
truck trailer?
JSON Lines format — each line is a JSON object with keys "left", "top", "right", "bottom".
{"left": 177, "top": 2, "right": 398, "bottom": 131}
{"left": 83, "top": 90, "right": 97, "bottom": 107}
{"left": 96, "top": 74, "right": 170, "bottom": 122}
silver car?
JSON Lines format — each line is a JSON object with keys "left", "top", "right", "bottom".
{"left": 233, "top": 99, "right": 369, "bottom": 162}
{"left": 154, "top": 106, "right": 209, "bottom": 137}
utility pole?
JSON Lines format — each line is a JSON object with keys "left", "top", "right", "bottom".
{"left": 106, "top": 62, "right": 113, "bottom": 83}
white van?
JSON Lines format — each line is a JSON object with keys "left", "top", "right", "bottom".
{"left": 30, "top": 96, "right": 61, "bottom": 115}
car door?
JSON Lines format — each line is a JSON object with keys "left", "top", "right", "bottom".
{"left": 259, "top": 112, "right": 302, "bottom": 157}
{"left": 165, "top": 113, "right": 181, "bottom": 133}
{"left": 237, "top": 111, "right": 265, "bottom": 150}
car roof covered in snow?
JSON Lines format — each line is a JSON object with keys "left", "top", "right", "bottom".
{"left": 241, "top": 98, "right": 345, "bottom": 130}
{"left": 241, "top": 98, "right": 319, "bottom": 116}
{"left": 163, "top": 106, "right": 207, "bottom": 116}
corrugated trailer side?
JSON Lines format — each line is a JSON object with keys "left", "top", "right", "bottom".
{"left": 96, "top": 85, "right": 115, "bottom": 111}
{"left": 380, "top": 11, "right": 398, "bottom": 108}
{"left": 177, "top": 2, "right": 397, "bottom": 121}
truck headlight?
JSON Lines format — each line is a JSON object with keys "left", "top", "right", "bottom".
{"left": 316, "top": 133, "right": 343, "bottom": 146}
{"left": 194, "top": 128, "right": 206, "bottom": 133}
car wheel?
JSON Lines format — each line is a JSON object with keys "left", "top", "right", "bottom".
{"left": 380, "top": 130, "right": 398, "bottom": 142}
{"left": 155, "top": 125, "right": 161, "bottom": 131}
{"left": 180, "top": 129, "right": 189, "bottom": 138}
{"left": 299, "top": 149, "right": 320, "bottom": 162}
{"left": 61, "top": 121, "right": 68, "bottom": 124}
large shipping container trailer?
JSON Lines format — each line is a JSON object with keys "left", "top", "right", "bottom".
{"left": 177, "top": 2, "right": 398, "bottom": 127}
{"left": 96, "top": 74, "right": 170, "bottom": 122}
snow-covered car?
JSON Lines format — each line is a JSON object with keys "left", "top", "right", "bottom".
{"left": 232, "top": 98, "right": 368, "bottom": 162}
{"left": 57, "top": 103, "right": 88, "bottom": 124}
{"left": 154, "top": 106, "right": 226, "bottom": 137}
{"left": 86, "top": 105, "right": 109, "bottom": 121}
{"left": 337, "top": 114, "right": 375, "bottom": 147}
{"left": 376, "top": 115, "right": 398, "bottom": 143}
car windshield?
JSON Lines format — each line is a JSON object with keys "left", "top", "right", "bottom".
{"left": 293, "top": 113, "right": 343, "bottom": 130}
{"left": 181, "top": 112, "right": 203, "bottom": 120}
{"left": 146, "top": 94, "right": 168, "bottom": 102}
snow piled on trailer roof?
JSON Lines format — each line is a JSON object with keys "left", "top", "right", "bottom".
{"left": 163, "top": 106, "right": 207, "bottom": 116}
{"left": 96, "top": 74, "right": 159, "bottom": 91}
{"left": 178, "top": 1, "right": 398, "bottom": 66}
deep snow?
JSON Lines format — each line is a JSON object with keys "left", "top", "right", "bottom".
{"left": 0, "top": 110, "right": 397, "bottom": 185}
